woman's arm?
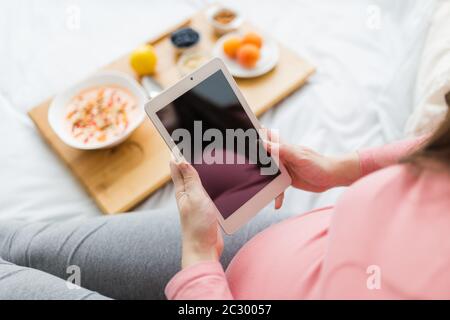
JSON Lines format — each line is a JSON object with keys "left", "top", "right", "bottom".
{"left": 168, "top": 161, "right": 234, "bottom": 300}
{"left": 266, "top": 135, "right": 427, "bottom": 208}
{"left": 357, "top": 137, "right": 427, "bottom": 176}
{"left": 324, "top": 137, "right": 426, "bottom": 186}
{"left": 165, "top": 261, "right": 233, "bottom": 300}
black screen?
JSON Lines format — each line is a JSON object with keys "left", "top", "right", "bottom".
{"left": 157, "top": 70, "right": 280, "bottom": 219}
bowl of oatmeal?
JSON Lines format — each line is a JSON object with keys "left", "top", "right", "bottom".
{"left": 48, "top": 71, "right": 147, "bottom": 150}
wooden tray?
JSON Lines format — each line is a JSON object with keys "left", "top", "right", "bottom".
{"left": 28, "top": 9, "right": 315, "bottom": 214}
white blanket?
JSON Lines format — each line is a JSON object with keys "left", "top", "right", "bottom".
{"left": 0, "top": 0, "right": 436, "bottom": 222}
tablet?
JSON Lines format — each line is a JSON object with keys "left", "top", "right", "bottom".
{"left": 145, "top": 58, "right": 291, "bottom": 234}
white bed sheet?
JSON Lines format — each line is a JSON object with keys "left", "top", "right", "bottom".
{"left": 0, "top": 0, "right": 436, "bottom": 222}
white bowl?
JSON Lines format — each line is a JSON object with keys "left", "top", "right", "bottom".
{"left": 48, "top": 71, "right": 147, "bottom": 150}
{"left": 212, "top": 32, "right": 280, "bottom": 78}
{"left": 176, "top": 50, "right": 212, "bottom": 76}
{"left": 206, "top": 5, "right": 243, "bottom": 36}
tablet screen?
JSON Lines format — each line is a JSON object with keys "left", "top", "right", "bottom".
{"left": 156, "top": 70, "right": 280, "bottom": 219}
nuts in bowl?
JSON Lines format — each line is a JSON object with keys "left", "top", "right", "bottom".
{"left": 206, "top": 6, "right": 243, "bottom": 36}
{"left": 48, "top": 71, "right": 147, "bottom": 150}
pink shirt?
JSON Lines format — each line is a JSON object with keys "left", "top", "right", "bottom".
{"left": 166, "top": 139, "right": 450, "bottom": 299}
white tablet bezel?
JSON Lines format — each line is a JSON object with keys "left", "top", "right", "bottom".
{"left": 145, "top": 58, "right": 291, "bottom": 234}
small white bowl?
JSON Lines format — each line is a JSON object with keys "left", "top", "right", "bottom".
{"left": 177, "top": 50, "right": 212, "bottom": 76}
{"left": 206, "top": 5, "right": 243, "bottom": 36}
{"left": 48, "top": 71, "right": 147, "bottom": 150}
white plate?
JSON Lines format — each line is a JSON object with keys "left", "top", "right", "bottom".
{"left": 48, "top": 71, "right": 148, "bottom": 150}
{"left": 212, "top": 32, "right": 279, "bottom": 78}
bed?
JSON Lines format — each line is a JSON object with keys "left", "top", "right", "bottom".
{"left": 0, "top": 0, "right": 437, "bottom": 222}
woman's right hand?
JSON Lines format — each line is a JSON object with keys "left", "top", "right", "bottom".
{"left": 264, "top": 132, "right": 361, "bottom": 208}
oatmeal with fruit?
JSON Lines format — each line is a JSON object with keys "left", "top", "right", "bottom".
{"left": 65, "top": 85, "right": 138, "bottom": 144}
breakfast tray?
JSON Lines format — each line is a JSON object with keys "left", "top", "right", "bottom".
{"left": 28, "top": 8, "right": 315, "bottom": 214}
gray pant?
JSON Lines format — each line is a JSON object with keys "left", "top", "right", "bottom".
{"left": 0, "top": 207, "right": 292, "bottom": 300}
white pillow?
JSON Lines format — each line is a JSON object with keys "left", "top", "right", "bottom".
{"left": 405, "top": 0, "right": 450, "bottom": 136}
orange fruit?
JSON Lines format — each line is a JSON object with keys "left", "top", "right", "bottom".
{"left": 223, "top": 36, "right": 242, "bottom": 58}
{"left": 242, "top": 32, "right": 263, "bottom": 48}
{"left": 236, "top": 44, "right": 260, "bottom": 68}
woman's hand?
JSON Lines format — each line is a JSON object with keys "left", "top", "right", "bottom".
{"left": 170, "top": 160, "right": 223, "bottom": 269}
{"left": 264, "top": 131, "right": 361, "bottom": 209}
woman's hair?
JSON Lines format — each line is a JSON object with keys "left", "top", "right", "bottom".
{"left": 407, "top": 91, "right": 450, "bottom": 167}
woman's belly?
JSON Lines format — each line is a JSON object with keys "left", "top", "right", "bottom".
{"left": 225, "top": 207, "right": 333, "bottom": 299}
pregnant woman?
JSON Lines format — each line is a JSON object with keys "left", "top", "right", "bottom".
{"left": 0, "top": 107, "right": 449, "bottom": 299}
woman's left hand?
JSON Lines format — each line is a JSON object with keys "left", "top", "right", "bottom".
{"left": 170, "top": 160, "right": 223, "bottom": 269}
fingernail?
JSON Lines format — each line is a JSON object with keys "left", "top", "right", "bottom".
{"left": 178, "top": 161, "right": 189, "bottom": 171}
